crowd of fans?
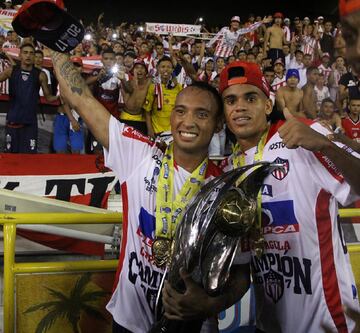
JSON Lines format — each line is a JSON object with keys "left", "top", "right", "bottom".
{"left": 0, "top": 8, "right": 359, "bottom": 155}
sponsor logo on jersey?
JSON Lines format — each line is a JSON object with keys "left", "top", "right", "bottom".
{"left": 136, "top": 207, "right": 155, "bottom": 245}
{"left": 122, "top": 125, "right": 155, "bottom": 146}
{"left": 262, "top": 200, "right": 299, "bottom": 234}
{"left": 271, "top": 157, "right": 289, "bottom": 180}
{"left": 144, "top": 166, "right": 160, "bottom": 193}
{"left": 269, "top": 141, "right": 286, "bottom": 151}
{"left": 136, "top": 207, "right": 157, "bottom": 265}
{"left": 261, "top": 184, "right": 273, "bottom": 197}
{"left": 314, "top": 152, "right": 344, "bottom": 183}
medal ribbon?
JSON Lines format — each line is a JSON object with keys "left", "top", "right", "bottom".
{"left": 156, "top": 143, "right": 208, "bottom": 240}
{"left": 232, "top": 126, "right": 269, "bottom": 225}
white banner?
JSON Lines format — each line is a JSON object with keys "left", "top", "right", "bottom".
{"left": 145, "top": 22, "right": 201, "bottom": 36}
{"left": 0, "top": 9, "right": 17, "bottom": 35}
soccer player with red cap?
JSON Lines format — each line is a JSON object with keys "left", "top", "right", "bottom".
{"left": 219, "top": 61, "right": 360, "bottom": 333}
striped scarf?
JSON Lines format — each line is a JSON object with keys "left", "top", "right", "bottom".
{"left": 155, "top": 79, "right": 176, "bottom": 110}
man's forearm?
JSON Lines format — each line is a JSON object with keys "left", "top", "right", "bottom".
{"left": 51, "top": 51, "right": 110, "bottom": 149}
{"left": 51, "top": 51, "right": 92, "bottom": 104}
{"left": 320, "top": 140, "right": 360, "bottom": 195}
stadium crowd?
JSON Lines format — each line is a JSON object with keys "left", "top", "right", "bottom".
{"left": 0, "top": 4, "right": 359, "bottom": 155}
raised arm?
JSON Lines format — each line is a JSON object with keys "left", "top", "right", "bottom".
{"left": 237, "top": 20, "right": 265, "bottom": 36}
{"left": 51, "top": 51, "right": 110, "bottom": 149}
{"left": 207, "top": 28, "right": 224, "bottom": 47}
{"left": 275, "top": 87, "right": 286, "bottom": 111}
{"left": 302, "top": 86, "right": 317, "bottom": 119}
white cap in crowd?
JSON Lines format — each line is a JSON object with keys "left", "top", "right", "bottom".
{"left": 231, "top": 16, "right": 240, "bottom": 22}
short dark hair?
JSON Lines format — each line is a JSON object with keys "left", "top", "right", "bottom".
{"left": 20, "top": 43, "right": 35, "bottom": 51}
{"left": 35, "top": 50, "right": 44, "bottom": 57}
{"left": 184, "top": 81, "right": 223, "bottom": 116}
{"left": 157, "top": 56, "right": 173, "bottom": 67}
{"left": 155, "top": 41, "right": 163, "bottom": 47}
{"left": 101, "top": 47, "right": 115, "bottom": 56}
{"left": 306, "top": 66, "right": 319, "bottom": 75}
{"left": 263, "top": 66, "right": 275, "bottom": 73}
{"left": 321, "top": 97, "right": 335, "bottom": 107}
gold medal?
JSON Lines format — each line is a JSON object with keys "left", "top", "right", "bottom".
{"left": 152, "top": 238, "right": 172, "bottom": 268}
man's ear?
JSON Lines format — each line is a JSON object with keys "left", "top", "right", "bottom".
{"left": 265, "top": 98, "right": 273, "bottom": 116}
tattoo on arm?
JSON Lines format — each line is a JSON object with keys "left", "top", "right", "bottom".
{"left": 51, "top": 51, "right": 85, "bottom": 96}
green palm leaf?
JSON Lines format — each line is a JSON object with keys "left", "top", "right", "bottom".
{"left": 80, "top": 290, "right": 110, "bottom": 302}
{"left": 45, "top": 287, "right": 69, "bottom": 302}
{"left": 24, "top": 301, "right": 60, "bottom": 314}
{"left": 34, "top": 310, "right": 61, "bottom": 333}
{"left": 81, "top": 304, "right": 108, "bottom": 322}
{"left": 70, "top": 273, "right": 92, "bottom": 299}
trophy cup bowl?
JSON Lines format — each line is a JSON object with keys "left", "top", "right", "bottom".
{"left": 150, "top": 161, "right": 282, "bottom": 333}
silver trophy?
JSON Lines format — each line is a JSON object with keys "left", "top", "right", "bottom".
{"left": 150, "top": 161, "right": 281, "bottom": 333}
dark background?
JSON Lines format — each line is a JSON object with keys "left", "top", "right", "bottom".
{"left": 62, "top": 0, "right": 340, "bottom": 28}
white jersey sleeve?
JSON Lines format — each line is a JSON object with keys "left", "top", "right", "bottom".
{"left": 104, "top": 116, "right": 157, "bottom": 183}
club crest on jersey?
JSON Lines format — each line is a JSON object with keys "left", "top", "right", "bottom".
{"left": 264, "top": 269, "right": 284, "bottom": 303}
{"left": 271, "top": 157, "right": 289, "bottom": 180}
{"left": 262, "top": 200, "right": 299, "bottom": 234}
{"left": 21, "top": 74, "right": 29, "bottom": 81}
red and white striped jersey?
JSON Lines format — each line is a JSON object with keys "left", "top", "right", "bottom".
{"left": 283, "top": 26, "right": 291, "bottom": 43}
{"left": 141, "top": 54, "right": 156, "bottom": 78}
{"left": 301, "top": 36, "right": 320, "bottom": 60}
{"left": 271, "top": 75, "right": 287, "bottom": 92}
{"left": 0, "top": 59, "right": 10, "bottom": 94}
{"left": 198, "top": 70, "right": 218, "bottom": 83}
{"left": 104, "top": 117, "right": 221, "bottom": 332}
{"left": 221, "top": 121, "right": 360, "bottom": 333}
{"left": 318, "top": 64, "right": 332, "bottom": 85}
{"left": 208, "top": 22, "right": 263, "bottom": 58}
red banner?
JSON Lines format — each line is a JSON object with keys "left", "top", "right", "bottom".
{"left": 0, "top": 153, "right": 118, "bottom": 255}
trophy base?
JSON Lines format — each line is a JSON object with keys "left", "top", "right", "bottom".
{"left": 148, "top": 316, "right": 203, "bottom": 333}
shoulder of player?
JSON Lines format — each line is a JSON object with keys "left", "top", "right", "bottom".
{"left": 120, "top": 123, "right": 157, "bottom": 148}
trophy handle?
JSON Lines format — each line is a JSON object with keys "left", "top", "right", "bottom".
{"left": 154, "top": 266, "right": 168, "bottom": 321}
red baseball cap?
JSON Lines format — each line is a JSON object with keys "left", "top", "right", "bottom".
{"left": 339, "top": 0, "right": 360, "bottom": 16}
{"left": 12, "top": 0, "right": 84, "bottom": 53}
{"left": 273, "top": 12, "right": 284, "bottom": 19}
{"left": 219, "top": 61, "right": 270, "bottom": 97}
